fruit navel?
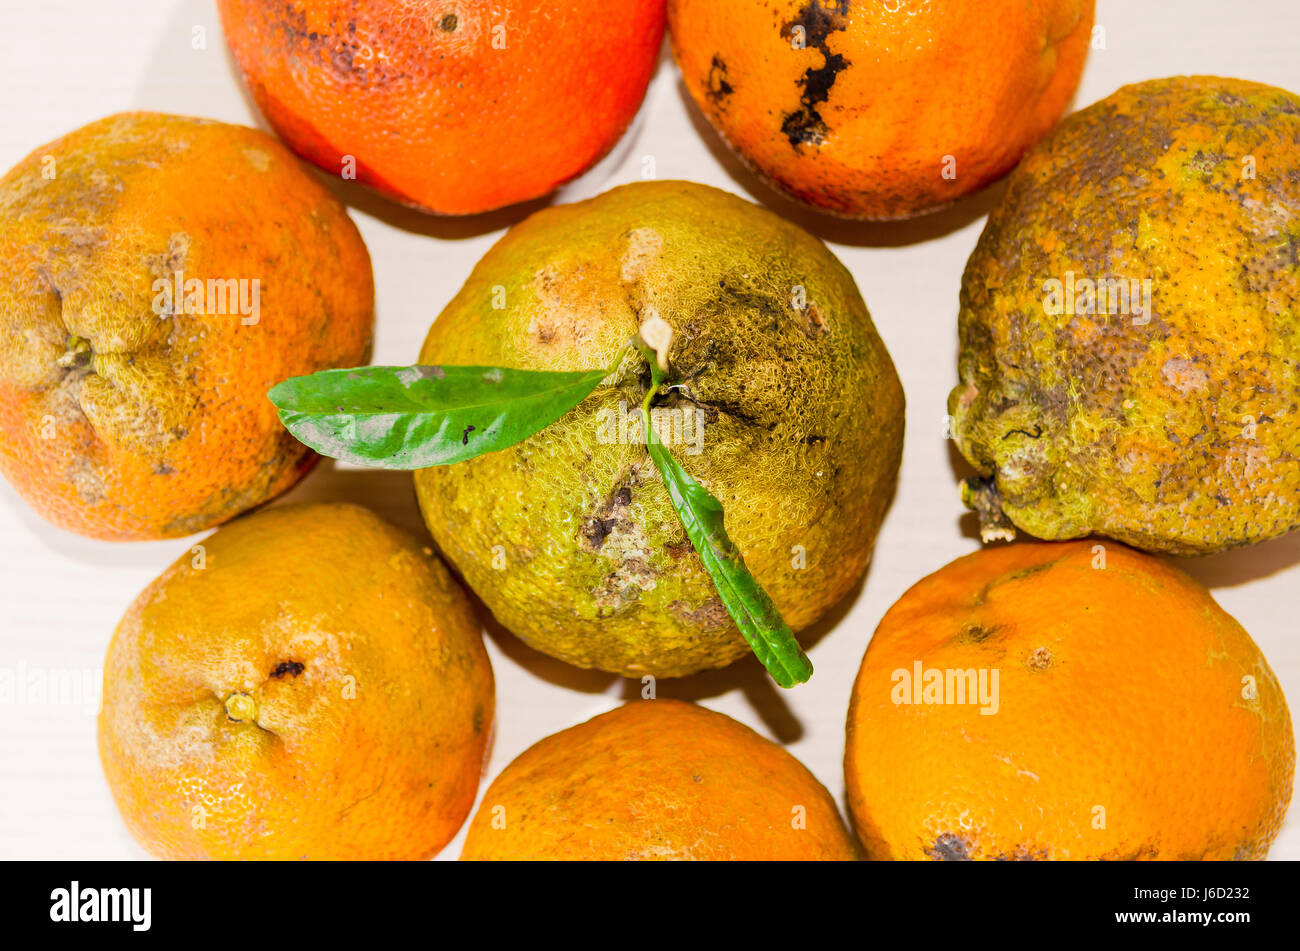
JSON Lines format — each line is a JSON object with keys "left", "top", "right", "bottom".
{"left": 223, "top": 692, "right": 257, "bottom": 724}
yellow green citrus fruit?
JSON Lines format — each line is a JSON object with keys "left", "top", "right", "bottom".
{"left": 414, "top": 180, "right": 904, "bottom": 678}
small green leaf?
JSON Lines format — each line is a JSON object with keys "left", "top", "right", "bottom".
{"left": 269, "top": 364, "right": 610, "bottom": 469}
{"left": 643, "top": 409, "right": 813, "bottom": 688}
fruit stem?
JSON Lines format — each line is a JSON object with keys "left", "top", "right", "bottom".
{"left": 961, "top": 476, "right": 1017, "bottom": 543}
{"left": 56, "top": 334, "right": 92, "bottom": 369}
{"left": 223, "top": 692, "right": 258, "bottom": 723}
{"left": 638, "top": 315, "right": 673, "bottom": 373}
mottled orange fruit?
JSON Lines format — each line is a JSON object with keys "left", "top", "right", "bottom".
{"left": 0, "top": 113, "right": 373, "bottom": 541}
{"left": 462, "top": 699, "right": 857, "bottom": 860}
{"left": 99, "top": 503, "right": 494, "bottom": 860}
{"left": 670, "top": 0, "right": 1094, "bottom": 219}
{"left": 218, "top": 0, "right": 666, "bottom": 215}
{"left": 845, "top": 542, "right": 1295, "bottom": 860}
{"left": 951, "top": 77, "right": 1300, "bottom": 554}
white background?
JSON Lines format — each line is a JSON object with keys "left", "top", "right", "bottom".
{"left": 1, "top": 0, "right": 1298, "bottom": 861}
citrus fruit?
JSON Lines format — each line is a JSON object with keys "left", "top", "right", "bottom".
{"left": 462, "top": 699, "right": 856, "bottom": 859}
{"left": 845, "top": 541, "right": 1295, "bottom": 860}
{"left": 217, "top": 0, "right": 666, "bottom": 215}
{"left": 950, "top": 76, "right": 1300, "bottom": 554}
{"left": 0, "top": 112, "right": 373, "bottom": 541}
{"left": 669, "top": 0, "right": 1094, "bottom": 219}
{"left": 98, "top": 502, "right": 493, "bottom": 860}
{"left": 413, "top": 179, "right": 904, "bottom": 678}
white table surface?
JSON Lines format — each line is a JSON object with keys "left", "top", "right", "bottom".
{"left": 1, "top": 0, "right": 1297, "bottom": 861}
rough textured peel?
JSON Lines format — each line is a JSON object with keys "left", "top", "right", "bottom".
{"left": 950, "top": 76, "right": 1300, "bottom": 553}
{"left": 414, "top": 180, "right": 904, "bottom": 678}
{"left": 98, "top": 502, "right": 494, "bottom": 860}
{"left": 0, "top": 112, "right": 373, "bottom": 540}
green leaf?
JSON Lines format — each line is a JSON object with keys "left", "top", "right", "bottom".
{"left": 268, "top": 364, "right": 610, "bottom": 469}
{"left": 643, "top": 411, "right": 813, "bottom": 688}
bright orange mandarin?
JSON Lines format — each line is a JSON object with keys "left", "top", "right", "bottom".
{"left": 99, "top": 503, "right": 494, "bottom": 860}
{"left": 670, "top": 0, "right": 1094, "bottom": 218}
{"left": 845, "top": 541, "right": 1295, "bottom": 860}
{"left": 218, "top": 0, "right": 667, "bottom": 215}
{"left": 462, "top": 699, "right": 857, "bottom": 860}
{"left": 0, "top": 112, "right": 373, "bottom": 540}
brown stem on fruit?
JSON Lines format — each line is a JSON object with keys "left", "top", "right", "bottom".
{"left": 961, "top": 476, "right": 1017, "bottom": 543}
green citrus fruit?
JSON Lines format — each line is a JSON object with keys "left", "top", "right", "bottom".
{"left": 415, "top": 180, "right": 903, "bottom": 677}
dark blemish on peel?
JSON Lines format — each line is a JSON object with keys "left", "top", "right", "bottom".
{"left": 462, "top": 425, "right": 476, "bottom": 445}
{"left": 1009, "top": 562, "right": 1051, "bottom": 581}
{"left": 706, "top": 55, "right": 734, "bottom": 105}
{"left": 584, "top": 516, "right": 617, "bottom": 549}
{"left": 271, "top": 660, "right": 305, "bottom": 679}
{"left": 440, "top": 13, "right": 458, "bottom": 32}
{"left": 961, "top": 624, "right": 998, "bottom": 643}
{"left": 779, "top": 1, "right": 851, "bottom": 148}
{"left": 1003, "top": 424, "right": 1044, "bottom": 440}
{"left": 927, "top": 833, "right": 973, "bottom": 861}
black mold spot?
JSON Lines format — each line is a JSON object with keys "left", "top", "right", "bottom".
{"left": 584, "top": 516, "right": 618, "bottom": 549}
{"left": 994, "top": 845, "right": 1048, "bottom": 861}
{"left": 271, "top": 660, "right": 305, "bottom": 679}
{"left": 582, "top": 483, "right": 634, "bottom": 551}
{"left": 1003, "top": 424, "right": 1044, "bottom": 440}
{"left": 779, "top": 1, "right": 851, "bottom": 148}
{"left": 927, "top": 832, "right": 973, "bottom": 861}
{"left": 706, "top": 55, "right": 734, "bottom": 106}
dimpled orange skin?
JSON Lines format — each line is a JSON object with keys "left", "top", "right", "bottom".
{"left": 670, "top": 0, "right": 1094, "bottom": 219}
{"left": 0, "top": 113, "right": 373, "bottom": 541}
{"left": 98, "top": 502, "right": 495, "bottom": 860}
{"left": 217, "top": 0, "right": 666, "bottom": 215}
{"left": 845, "top": 542, "right": 1295, "bottom": 861}
{"left": 461, "top": 700, "right": 857, "bottom": 860}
